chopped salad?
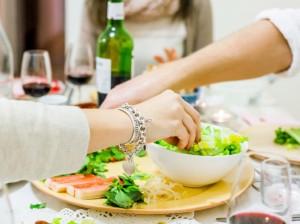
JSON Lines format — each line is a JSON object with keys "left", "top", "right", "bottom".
{"left": 156, "top": 124, "right": 247, "bottom": 156}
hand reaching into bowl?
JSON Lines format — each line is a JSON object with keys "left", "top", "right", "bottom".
{"left": 135, "top": 90, "right": 200, "bottom": 149}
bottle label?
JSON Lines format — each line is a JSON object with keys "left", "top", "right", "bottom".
{"left": 108, "top": 2, "right": 124, "bottom": 20}
{"left": 96, "top": 57, "right": 111, "bottom": 93}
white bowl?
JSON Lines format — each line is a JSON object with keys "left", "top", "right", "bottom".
{"left": 147, "top": 124, "right": 248, "bottom": 187}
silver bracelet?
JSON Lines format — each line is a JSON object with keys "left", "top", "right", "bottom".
{"left": 118, "top": 103, "right": 151, "bottom": 156}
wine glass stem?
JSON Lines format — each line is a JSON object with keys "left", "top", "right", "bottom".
{"left": 78, "top": 86, "right": 81, "bottom": 104}
{"left": 2, "top": 184, "right": 15, "bottom": 224}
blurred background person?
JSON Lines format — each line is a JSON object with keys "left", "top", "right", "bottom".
{"left": 79, "top": 0, "right": 213, "bottom": 75}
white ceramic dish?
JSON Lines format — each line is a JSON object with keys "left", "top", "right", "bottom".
{"left": 147, "top": 124, "right": 248, "bottom": 187}
{"left": 38, "top": 94, "right": 68, "bottom": 105}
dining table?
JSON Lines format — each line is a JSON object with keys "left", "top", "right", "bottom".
{"left": 1, "top": 85, "right": 300, "bottom": 224}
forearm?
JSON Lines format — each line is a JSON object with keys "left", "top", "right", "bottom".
{"left": 83, "top": 109, "right": 132, "bottom": 153}
{"left": 0, "top": 100, "right": 90, "bottom": 183}
{"left": 153, "top": 20, "right": 292, "bottom": 91}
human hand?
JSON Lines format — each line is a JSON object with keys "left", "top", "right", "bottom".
{"left": 101, "top": 72, "right": 163, "bottom": 109}
{"left": 135, "top": 90, "right": 200, "bottom": 149}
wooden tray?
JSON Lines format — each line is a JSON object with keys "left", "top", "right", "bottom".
{"left": 240, "top": 124, "right": 300, "bottom": 165}
{"left": 33, "top": 156, "right": 254, "bottom": 214}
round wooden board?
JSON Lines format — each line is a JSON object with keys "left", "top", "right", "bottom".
{"left": 33, "top": 156, "right": 254, "bottom": 214}
{"left": 240, "top": 124, "right": 300, "bottom": 165}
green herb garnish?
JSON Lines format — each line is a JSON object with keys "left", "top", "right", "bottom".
{"left": 78, "top": 146, "right": 146, "bottom": 177}
{"left": 156, "top": 125, "right": 247, "bottom": 156}
{"left": 131, "top": 171, "right": 152, "bottom": 181}
{"left": 274, "top": 127, "right": 300, "bottom": 149}
{"left": 104, "top": 175, "right": 144, "bottom": 208}
{"left": 30, "top": 202, "right": 47, "bottom": 209}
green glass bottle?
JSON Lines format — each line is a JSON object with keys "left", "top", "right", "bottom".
{"left": 96, "top": 0, "right": 134, "bottom": 106}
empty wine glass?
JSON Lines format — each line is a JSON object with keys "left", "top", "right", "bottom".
{"left": 21, "top": 50, "right": 52, "bottom": 99}
{"left": 227, "top": 155, "right": 292, "bottom": 224}
{"left": 248, "top": 75, "right": 278, "bottom": 106}
{"left": 65, "top": 43, "right": 94, "bottom": 104}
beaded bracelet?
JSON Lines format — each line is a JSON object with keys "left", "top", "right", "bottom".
{"left": 118, "top": 103, "right": 150, "bottom": 157}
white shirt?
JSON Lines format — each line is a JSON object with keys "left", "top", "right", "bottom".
{"left": 257, "top": 8, "right": 300, "bottom": 76}
{"left": 0, "top": 99, "right": 89, "bottom": 183}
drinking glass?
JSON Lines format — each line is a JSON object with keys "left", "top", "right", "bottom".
{"left": 65, "top": 43, "right": 94, "bottom": 104}
{"left": 21, "top": 50, "right": 52, "bottom": 98}
{"left": 0, "top": 184, "right": 15, "bottom": 224}
{"left": 248, "top": 75, "right": 278, "bottom": 106}
{"left": 227, "top": 156, "right": 291, "bottom": 224}
{"left": 0, "top": 23, "right": 13, "bottom": 98}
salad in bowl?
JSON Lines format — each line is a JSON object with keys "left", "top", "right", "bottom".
{"left": 147, "top": 123, "right": 248, "bottom": 187}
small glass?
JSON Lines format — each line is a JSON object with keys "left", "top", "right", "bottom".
{"left": 21, "top": 50, "right": 52, "bottom": 99}
{"left": 65, "top": 43, "right": 94, "bottom": 104}
{"left": 0, "top": 184, "right": 15, "bottom": 224}
{"left": 227, "top": 156, "right": 292, "bottom": 224}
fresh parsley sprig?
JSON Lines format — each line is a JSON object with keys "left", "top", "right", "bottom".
{"left": 104, "top": 175, "right": 144, "bottom": 208}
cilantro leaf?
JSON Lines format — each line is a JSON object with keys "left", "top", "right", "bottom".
{"left": 30, "top": 202, "right": 46, "bottom": 209}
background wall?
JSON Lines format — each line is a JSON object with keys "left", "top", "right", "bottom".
{"left": 211, "top": 0, "right": 300, "bottom": 40}
{"left": 65, "top": 0, "right": 84, "bottom": 45}
{"left": 65, "top": 0, "right": 300, "bottom": 118}
{"left": 210, "top": 0, "right": 300, "bottom": 118}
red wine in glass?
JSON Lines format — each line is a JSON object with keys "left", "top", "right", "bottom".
{"left": 67, "top": 73, "right": 93, "bottom": 86}
{"left": 22, "top": 82, "right": 51, "bottom": 97}
{"left": 229, "top": 212, "right": 286, "bottom": 224}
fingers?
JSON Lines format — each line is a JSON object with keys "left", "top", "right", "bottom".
{"left": 154, "top": 55, "right": 165, "bottom": 64}
{"left": 176, "top": 121, "right": 190, "bottom": 149}
{"left": 163, "top": 90, "right": 200, "bottom": 147}
{"left": 180, "top": 98, "right": 201, "bottom": 141}
{"left": 182, "top": 114, "right": 197, "bottom": 149}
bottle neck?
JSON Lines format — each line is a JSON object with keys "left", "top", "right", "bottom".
{"left": 108, "top": 19, "right": 124, "bottom": 28}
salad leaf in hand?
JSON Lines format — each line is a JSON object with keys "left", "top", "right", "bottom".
{"left": 104, "top": 175, "right": 144, "bottom": 208}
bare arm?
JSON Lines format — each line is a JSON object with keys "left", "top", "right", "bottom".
{"left": 102, "top": 20, "right": 293, "bottom": 108}
{"left": 83, "top": 109, "right": 132, "bottom": 152}
{"left": 167, "top": 20, "right": 292, "bottom": 90}
{"left": 85, "top": 89, "right": 201, "bottom": 152}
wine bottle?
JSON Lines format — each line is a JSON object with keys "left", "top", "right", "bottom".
{"left": 96, "top": 0, "right": 134, "bottom": 106}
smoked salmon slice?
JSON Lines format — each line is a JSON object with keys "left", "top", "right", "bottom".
{"left": 67, "top": 183, "right": 110, "bottom": 200}
{"left": 46, "top": 174, "right": 115, "bottom": 199}
{"left": 46, "top": 174, "right": 100, "bottom": 192}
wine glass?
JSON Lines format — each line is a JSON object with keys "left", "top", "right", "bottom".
{"left": 248, "top": 75, "right": 278, "bottom": 106}
{"left": 227, "top": 155, "right": 292, "bottom": 224}
{"left": 21, "top": 50, "right": 52, "bottom": 99}
{"left": 65, "top": 43, "right": 94, "bottom": 104}
{"left": 0, "top": 184, "right": 15, "bottom": 224}
{"left": 0, "top": 23, "right": 13, "bottom": 98}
